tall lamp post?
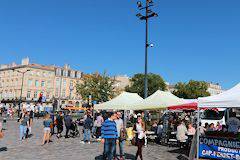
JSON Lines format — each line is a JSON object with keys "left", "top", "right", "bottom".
{"left": 12, "top": 69, "right": 30, "bottom": 118}
{"left": 136, "top": 0, "right": 158, "bottom": 99}
{"left": 58, "top": 76, "right": 63, "bottom": 110}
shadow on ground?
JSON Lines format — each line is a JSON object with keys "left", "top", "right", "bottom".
{"left": 168, "top": 148, "right": 189, "bottom": 160}
{"left": 0, "top": 147, "right": 8, "bottom": 152}
{"left": 95, "top": 153, "right": 135, "bottom": 160}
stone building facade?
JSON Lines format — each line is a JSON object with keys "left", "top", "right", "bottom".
{"left": 0, "top": 58, "right": 82, "bottom": 106}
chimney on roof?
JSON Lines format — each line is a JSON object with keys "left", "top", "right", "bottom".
{"left": 64, "top": 64, "right": 70, "bottom": 69}
{"left": 21, "top": 57, "right": 29, "bottom": 65}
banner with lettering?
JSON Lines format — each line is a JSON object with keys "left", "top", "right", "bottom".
{"left": 199, "top": 136, "right": 240, "bottom": 160}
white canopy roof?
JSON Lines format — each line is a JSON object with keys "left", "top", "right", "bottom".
{"left": 95, "top": 92, "right": 143, "bottom": 110}
{"left": 131, "top": 90, "right": 187, "bottom": 110}
{"left": 198, "top": 83, "right": 240, "bottom": 108}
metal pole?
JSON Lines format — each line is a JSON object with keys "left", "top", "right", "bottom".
{"left": 52, "top": 98, "right": 55, "bottom": 134}
{"left": 58, "top": 77, "right": 62, "bottom": 110}
{"left": 143, "top": 0, "right": 149, "bottom": 129}
{"left": 19, "top": 72, "right": 25, "bottom": 118}
{"left": 197, "top": 106, "right": 200, "bottom": 160}
{"left": 144, "top": 0, "right": 149, "bottom": 99}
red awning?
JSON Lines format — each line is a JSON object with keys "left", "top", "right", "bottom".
{"left": 168, "top": 102, "right": 198, "bottom": 111}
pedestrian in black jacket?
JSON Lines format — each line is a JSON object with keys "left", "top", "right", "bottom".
{"left": 64, "top": 111, "right": 72, "bottom": 138}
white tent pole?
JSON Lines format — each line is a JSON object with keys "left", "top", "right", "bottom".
{"left": 124, "top": 110, "right": 127, "bottom": 128}
{"left": 196, "top": 106, "right": 200, "bottom": 160}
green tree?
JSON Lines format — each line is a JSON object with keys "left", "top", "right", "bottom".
{"left": 76, "top": 72, "right": 115, "bottom": 103}
{"left": 173, "top": 80, "right": 210, "bottom": 99}
{"left": 125, "top": 73, "right": 166, "bottom": 98}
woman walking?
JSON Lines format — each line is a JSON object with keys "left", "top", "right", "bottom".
{"left": 95, "top": 113, "right": 104, "bottom": 139}
{"left": 133, "top": 115, "right": 145, "bottom": 160}
{"left": 42, "top": 113, "right": 52, "bottom": 145}
{"left": 19, "top": 109, "right": 29, "bottom": 141}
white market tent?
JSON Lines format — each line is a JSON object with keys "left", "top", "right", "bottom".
{"left": 198, "top": 83, "right": 240, "bottom": 108}
{"left": 131, "top": 90, "right": 188, "bottom": 110}
{"left": 95, "top": 91, "right": 143, "bottom": 110}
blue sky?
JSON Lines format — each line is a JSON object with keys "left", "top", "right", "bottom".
{"left": 0, "top": 0, "right": 239, "bottom": 89}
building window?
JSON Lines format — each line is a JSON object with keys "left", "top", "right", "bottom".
{"left": 63, "top": 70, "right": 68, "bottom": 77}
{"left": 34, "top": 91, "right": 38, "bottom": 98}
{"left": 35, "top": 80, "right": 39, "bottom": 87}
{"left": 55, "top": 89, "right": 59, "bottom": 97}
{"left": 27, "top": 91, "right": 31, "bottom": 98}
{"left": 62, "top": 89, "right": 66, "bottom": 97}
{"left": 28, "top": 79, "right": 32, "bottom": 86}
{"left": 63, "top": 79, "right": 66, "bottom": 87}
{"left": 41, "top": 81, "right": 45, "bottom": 87}
{"left": 47, "top": 80, "right": 51, "bottom": 88}
{"left": 70, "top": 71, "right": 75, "bottom": 78}
{"left": 70, "top": 80, "right": 73, "bottom": 87}
{"left": 15, "top": 79, "right": 18, "bottom": 86}
{"left": 56, "top": 68, "right": 62, "bottom": 76}
{"left": 56, "top": 78, "right": 60, "bottom": 87}
{"left": 68, "top": 70, "right": 71, "bottom": 77}
{"left": 76, "top": 72, "right": 81, "bottom": 78}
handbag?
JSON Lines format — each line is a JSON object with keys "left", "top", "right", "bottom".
{"left": 0, "top": 131, "right": 4, "bottom": 139}
{"left": 131, "top": 136, "right": 137, "bottom": 146}
{"left": 120, "top": 128, "right": 127, "bottom": 141}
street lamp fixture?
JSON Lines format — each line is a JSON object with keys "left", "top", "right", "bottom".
{"left": 148, "top": 0, "right": 153, "bottom": 4}
{"left": 136, "top": 0, "right": 158, "bottom": 99}
{"left": 12, "top": 68, "right": 31, "bottom": 118}
{"left": 137, "top": 1, "right": 142, "bottom": 8}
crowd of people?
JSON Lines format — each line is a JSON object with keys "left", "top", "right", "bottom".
{"left": 0, "top": 104, "right": 15, "bottom": 119}
{"left": 199, "top": 112, "right": 240, "bottom": 135}
{"left": 2, "top": 104, "right": 128, "bottom": 160}
{"left": 3, "top": 101, "right": 240, "bottom": 160}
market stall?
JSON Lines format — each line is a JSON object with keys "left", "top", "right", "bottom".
{"left": 131, "top": 90, "right": 187, "bottom": 110}
{"left": 197, "top": 83, "right": 240, "bottom": 160}
{"left": 168, "top": 102, "right": 198, "bottom": 111}
{"left": 95, "top": 91, "right": 143, "bottom": 110}
{"left": 95, "top": 92, "right": 144, "bottom": 145}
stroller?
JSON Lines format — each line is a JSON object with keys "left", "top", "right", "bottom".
{"left": 70, "top": 121, "right": 80, "bottom": 138}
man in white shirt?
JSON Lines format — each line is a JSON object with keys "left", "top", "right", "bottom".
{"left": 176, "top": 121, "right": 188, "bottom": 142}
{"left": 26, "top": 103, "right": 31, "bottom": 112}
{"left": 114, "top": 112, "right": 124, "bottom": 160}
{"left": 226, "top": 112, "right": 240, "bottom": 133}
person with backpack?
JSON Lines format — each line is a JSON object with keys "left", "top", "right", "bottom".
{"left": 114, "top": 112, "right": 126, "bottom": 160}
{"left": 81, "top": 113, "right": 93, "bottom": 144}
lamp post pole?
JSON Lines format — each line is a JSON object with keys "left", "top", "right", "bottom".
{"left": 136, "top": 0, "right": 158, "bottom": 99}
{"left": 58, "top": 76, "right": 63, "bottom": 110}
{"left": 144, "top": 0, "right": 149, "bottom": 99}
{"left": 12, "top": 69, "right": 30, "bottom": 118}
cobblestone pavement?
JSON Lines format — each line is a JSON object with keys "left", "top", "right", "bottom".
{"left": 0, "top": 118, "right": 184, "bottom": 160}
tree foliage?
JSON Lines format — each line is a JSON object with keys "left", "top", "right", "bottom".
{"left": 76, "top": 72, "right": 115, "bottom": 103}
{"left": 173, "top": 80, "right": 210, "bottom": 99}
{"left": 125, "top": 73, "right": 166, "bottom": 98}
